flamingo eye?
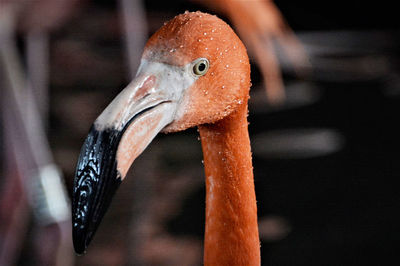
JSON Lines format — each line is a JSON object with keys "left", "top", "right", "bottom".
{"left": 192, "top": 58, "right": 209, "bottom": 76}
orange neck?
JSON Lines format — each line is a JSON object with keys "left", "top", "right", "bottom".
{"left": 199, "top": 102, "right": 260, "bottom": 266}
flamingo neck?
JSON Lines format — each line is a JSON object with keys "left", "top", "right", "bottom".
{"left": 199, "top": 102, "right": 260, "bottom": 266}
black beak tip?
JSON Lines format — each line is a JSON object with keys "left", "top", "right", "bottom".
{"left": 72, "top": 226, "right": 88, "bottom": 255}
{"left": 73, "top": 243, "right": 87, "bottom": 256}
{"left": 72, "top": 126, "right": 123, "bottom": 255}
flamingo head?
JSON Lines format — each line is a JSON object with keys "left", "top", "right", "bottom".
{"left": 72, "top": 11, "right": 250, "bottom": 254}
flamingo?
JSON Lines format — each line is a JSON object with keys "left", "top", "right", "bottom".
{"left": 72, "top": 11, "right": 260, "bottom": 265}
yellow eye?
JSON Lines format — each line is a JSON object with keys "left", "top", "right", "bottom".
{"left": 192, "top": 58, "right": 209, "bottom": 76}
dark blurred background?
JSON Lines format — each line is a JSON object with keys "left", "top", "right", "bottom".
{"left": 1, "top": 0, "right": 399, "bottom": 265}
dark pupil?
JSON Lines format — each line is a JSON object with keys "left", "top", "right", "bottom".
{"left": 198, "top": 63, "right": 206, "bottom": 72}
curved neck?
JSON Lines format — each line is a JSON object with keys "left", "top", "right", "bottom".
{"left": 199, "top": 102, "right": 260, "bottom": 266}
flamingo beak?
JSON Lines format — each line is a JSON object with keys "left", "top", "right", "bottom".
{"left": 71, "top": 61, "right": 194, "bottom": 254}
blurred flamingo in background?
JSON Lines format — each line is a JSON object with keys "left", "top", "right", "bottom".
{"left": 72, "top": 11, "right": 260, "bottom": 265}
{"left": 0, "top": 1, "right": 80, "bottom": 265}
{"left": 199, "top": 0, "right": 309, "bottom": 104}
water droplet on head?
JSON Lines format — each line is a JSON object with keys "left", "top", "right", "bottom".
{"left": 212, "top": 29, "right": 215, "bottom": 32}
{"left": 210, "top": 37, "right": 214, "bottom": 40}
{"left": 201, "top": 160, "right": 204, "bottom": 164}
{"left": 205, "top": 47, "right": 208, "bottom": 50}
{"left": 204, "top": 32, "right": 207, "bottom": 35}
{"left": 226, "top": 64, "right": 229, "bottom": 68}
{"left": 222, "top": 85, "right": 225, "bottom": 89}
{"left": 184, "top": 10, "right": 189, "bottom": 14}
